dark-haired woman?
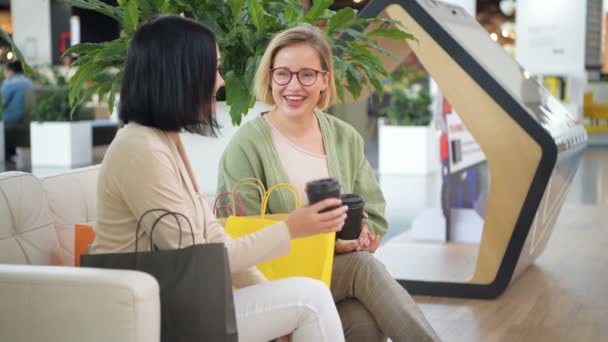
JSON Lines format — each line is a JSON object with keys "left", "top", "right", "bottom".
{"left": 91, "top": 15, "right": 346, "bottom": 342}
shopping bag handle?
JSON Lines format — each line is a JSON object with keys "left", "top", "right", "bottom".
{"left": 231, "top": 178, "right": 266, "bottom": 215}
{"left": 134, "top": 208, "right": 195, "bottom": 252}
{"left": 261, "top": 183, "right": 302, "bottom": 219}
{"left": 213, "top": 192, "right": 245, "bottom": 217}
{"left": 149, "top": 211, "right": 195, "bottom": 251}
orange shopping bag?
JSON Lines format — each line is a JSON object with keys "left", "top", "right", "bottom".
{"left": 223, "top": 181, "right": 335, "bottom": 287}
{"left": 74, "top": 224, "right": 96, "bottom": 266}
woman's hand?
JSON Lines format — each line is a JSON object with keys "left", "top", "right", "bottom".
{"left": 360, "top": 225, "right": 381, "bottom": 253}
{"left": 360, "top": 212, "right": 381, "bottom": 253}
{"left": 334, "top": 212, "right": 381, "bottom": 254}
{"left": 335, "top": 239, "right": 359, "bottom": 253}
{"left": 286, "top": 198, "right": 347, "bottom": 239}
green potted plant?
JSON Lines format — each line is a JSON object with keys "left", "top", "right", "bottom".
{"left": 29, "top": 86, "right": 95, "bottom": 167}
{"left": 376, "top": 61, "right": 438, "bottom": 174}
{"left": 381, "top": 62, "right": 432, "bottom": 126}
{"left": 62, "top": 0, "right": 414, "bottom": 123}
{"left": 60, "top": 0, "right": 414, "bottom": 192}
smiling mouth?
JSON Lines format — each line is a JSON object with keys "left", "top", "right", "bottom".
{"left": 284, "top": 95, "right": 306, "bottom": 108}
{"left": 285, "top": 95, "right": 304, "bottom": 101}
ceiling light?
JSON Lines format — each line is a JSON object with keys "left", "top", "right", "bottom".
{"left": 499, "top": 0, "right": 516, "bottom": 16}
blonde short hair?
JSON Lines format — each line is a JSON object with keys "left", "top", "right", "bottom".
{"left": 254, "top": 24, "right": 336, "bottom": 109}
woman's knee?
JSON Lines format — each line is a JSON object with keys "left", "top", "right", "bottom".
{"left": 282, "top": 277, "right": 335, "bottom": 310}
{"left": 350, "top": 251, "right": 389, "bottom": 274}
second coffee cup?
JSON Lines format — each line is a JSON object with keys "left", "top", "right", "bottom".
{"left": 305, "top": 178, "right": 341, "bottom": 212}
{"left": 336, "top": 194, "right": 365, "bottom": 242}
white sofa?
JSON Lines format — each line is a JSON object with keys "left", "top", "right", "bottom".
{"left": 0, "top": 166, "right": 160, "bottom": 342}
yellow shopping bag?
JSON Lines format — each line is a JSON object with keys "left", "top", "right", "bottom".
{"left": 224, "top": 181, "right": 335, "bottom": 287}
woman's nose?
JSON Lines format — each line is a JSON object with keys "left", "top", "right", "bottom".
{"left": 285, "top": 75, "right": 303, "bottom": 90}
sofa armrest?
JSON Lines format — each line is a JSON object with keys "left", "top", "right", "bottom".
{"left": 0, "top": 265, "right": 160, "bottom": 342}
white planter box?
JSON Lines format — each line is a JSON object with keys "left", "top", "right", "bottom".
{"left": 181, "top": 102, "right": 270, "bottom": 195}
{"left": 379, "top": 121, "right": 440, "bottom": 174}
{"left": 30, "top": 121, "right": 93, "bottom": 167}
{"left": 0, "top": 121, "right": 4, "bottom": 163}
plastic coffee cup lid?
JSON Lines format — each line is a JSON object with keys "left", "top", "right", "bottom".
{"left": 340, "top": 194, "right": 364, "bottom": 208}
{"left": 305, "top": 178, "right": 341, "bottom": 193}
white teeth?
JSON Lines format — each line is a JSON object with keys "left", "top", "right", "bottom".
{"left": 285, "top": 96, "right": 304, "bottom": 101}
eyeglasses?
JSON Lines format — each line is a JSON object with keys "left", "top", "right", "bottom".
{"left": 270, "top": 67, "right": 328, "bottom": 86}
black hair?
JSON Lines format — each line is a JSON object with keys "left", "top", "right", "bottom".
{"left": 6, "top": 61, "right": 24, "bottom": 74}
{"left": 119, "top": 15, "right": 219, "bottom": 135}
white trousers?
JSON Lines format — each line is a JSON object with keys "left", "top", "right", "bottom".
{"left": 234, "top": 277, "right": 345, "bottom": 342}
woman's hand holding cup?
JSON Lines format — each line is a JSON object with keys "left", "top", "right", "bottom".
{"left": 286, "top": 198, "right": 348, "bottom": 239}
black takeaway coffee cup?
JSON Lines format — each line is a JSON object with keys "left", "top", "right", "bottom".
{"left": 305, "top": 178, "right": 341, "bottom": 212}
{"left": 336, "top": 194, "right": 365, "bottom": 243}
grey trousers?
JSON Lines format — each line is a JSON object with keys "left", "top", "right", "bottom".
{"left": 331, "top": 252, "right": 441, "bottom": 342}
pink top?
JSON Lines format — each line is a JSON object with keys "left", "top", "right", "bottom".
{"left": 265, "top": 115, "right": 329, "bottom": 205}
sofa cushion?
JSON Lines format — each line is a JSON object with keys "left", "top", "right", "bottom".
{"left": 41, "top": 166, "right": 99, "bottom": 266}
{"left": 0, "top": 172, "right": 63, "bottom": 265}
{"left": 0, "top": 264, "right": 160, "bottom": 342}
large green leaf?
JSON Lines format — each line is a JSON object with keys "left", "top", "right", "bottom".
{"left": 351, "top": 60, "right": 385, "bottom": 100}
{"left": 93, "top": 38, "right": 128, "bottom": 62}
{"left": 107, "top": 75, "right": 122, "bottom": 114}
{"left": 138, "top": 0, "right": 164, "bottom": 18}
{"left": 325, "top": 7, "right": 356, "bottom": 35}
{"left": 64, "top": 42, "right": 106, "bottom": 56}
{"left": 332, "top": 56, "right": 349, "bottom": 101}
{"left": 247, "top": 0, "right": 265, "bottom": 33}
{"left": 69, "top": 62, "right": 109, "bottom": 107}
{"left": 344, "top": 61, "right": 366, "bottom": 100}
{"left": 118, "top": 0, "right": 139, "bottom": 34}
{"left": 342, "top": 28, "right": 376, "bottom": 44}
{"left": 240, "top": 29, "right": 258, "bottom": 54}
{"left": 244, "top": 55, "right": 261, "bottom": 90}
{"left": 224, "top": 70, "right": 253, "bottom": 125}
{"left": 304, "top": 0, "right": 333, "bottom": 23}
{"left": 229, "top": 0, "right": 245, "bottom": 24}
{"left": 283, "top": 0, "right": 304, "bottom": 22}
{"left": 367, "top": 26, "right": 416, "bottom": 41}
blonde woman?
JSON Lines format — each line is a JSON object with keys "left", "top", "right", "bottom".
{"left": 218, "top": 24, "right": 440, "bottom": 342}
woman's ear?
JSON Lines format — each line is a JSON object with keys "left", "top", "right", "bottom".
{"left": 321, "top": 73, "right": 329, "bottom": 92}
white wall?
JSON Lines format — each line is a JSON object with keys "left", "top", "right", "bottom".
{"left": 516, "top": 0, "right": 586, "bottom": 76}
{"left": 11, "top": 0, "right": 52, "bottom": 65}
{"left": 516, "top": 0, "right": 590, "bottom": 118}
{"left": 181, "top": 102, "right": 269, "bottom": 196}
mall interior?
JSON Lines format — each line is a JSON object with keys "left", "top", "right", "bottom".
{"left": 1, "top": 0, "right": 607, "bottom": 341}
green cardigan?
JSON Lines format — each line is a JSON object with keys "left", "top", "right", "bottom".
{"left": 217, "top": 111, "right": 388, "bottom": 236}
